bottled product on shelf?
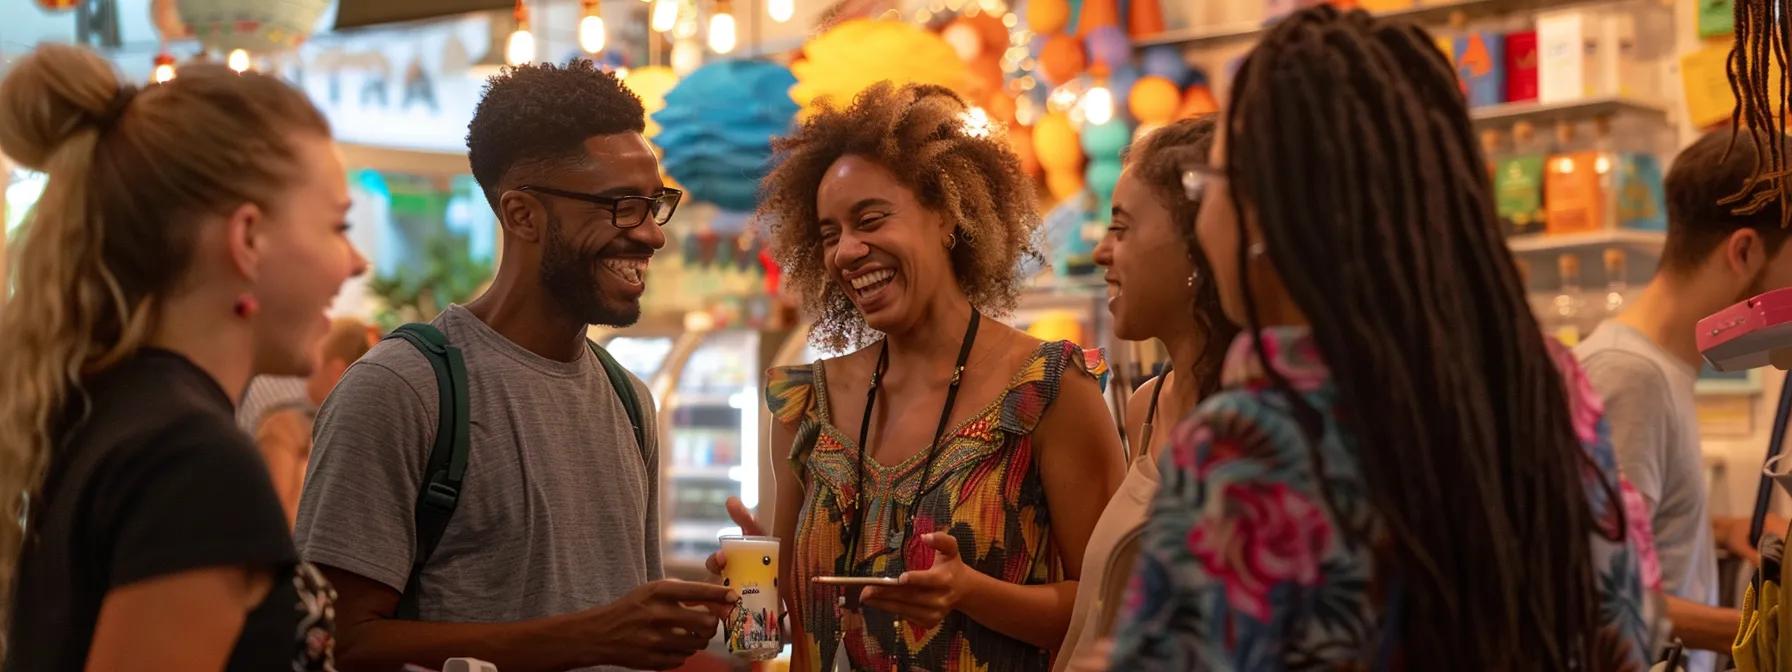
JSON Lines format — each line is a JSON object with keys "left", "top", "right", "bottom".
{"left": 1603, "top": 248, "right": 1629, "bottom": 319}
{"left": 1545, "top": 120, "right": 1606, "bottom": 236}
{"left": 1550, "top": 253, "right": 1586, "bottom": 346}
{"left": 1494, "top": 120, "right": 1547, "bottom": 237}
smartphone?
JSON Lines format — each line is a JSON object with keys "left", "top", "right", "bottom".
{"left": 812, "top": 576, "right": 901, "bottom": 586}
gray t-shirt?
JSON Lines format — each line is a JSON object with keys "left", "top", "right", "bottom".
{"left": 295, "top": 305, "right": 660, "bottom": 672}
{"left": 1577, "top": 320, "right": 1717, "bottom": 672}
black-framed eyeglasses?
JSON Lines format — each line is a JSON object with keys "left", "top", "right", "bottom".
{"left": 517, "top": 185, "right": 683, "bottom": 229}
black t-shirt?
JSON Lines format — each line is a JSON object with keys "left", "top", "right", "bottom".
{"left": 5, "top": 350, "right": 336, "bottom": 671}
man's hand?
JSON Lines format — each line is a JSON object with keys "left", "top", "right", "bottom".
{"left": 580, "top": 579, "right": 736, "bottom": 670}
{"left": 859, "top": 533, "right": 972, "bottom": 630}
{"left": 1717, "top": 514, "right": 1790, "bottom": 566}
{"left": 704, "top": 497, "right": 764, "bottom": 576}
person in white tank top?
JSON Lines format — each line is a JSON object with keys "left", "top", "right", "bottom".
{"left": 1062, "top": 116, "right": 1240, "bottom": 671}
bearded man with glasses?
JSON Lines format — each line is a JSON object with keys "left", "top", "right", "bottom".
{"left": 295, "top": 60, "right": 733, "bottom": 672}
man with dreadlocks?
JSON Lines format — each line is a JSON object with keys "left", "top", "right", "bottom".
{"left": 1108, "top": 6, "right": 1659, "bottom": 670}
{"left": 1578, "top": 129, "right": 1792, "bottom": 671}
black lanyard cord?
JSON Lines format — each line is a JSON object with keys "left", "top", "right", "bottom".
{"left": 840, "top": 310, "right": 981, "bottom": 670}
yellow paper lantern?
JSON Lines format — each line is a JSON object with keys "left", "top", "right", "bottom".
{"left": 789, "top": 19, "right": 970, "bottom": 114}
{"left": 624, "top": 66, "right": 680, "bottom": 138}
{"left": 1028, "top": 0, "right": 1071, "bottom": 35}
{"left": 1027, "top": 310, "right": 1087, "bottom": 344}
{"left": 1046, "top": 169, "right": 1085, "bottom": 201}
{"left": 1033, "top": 112, "right": 1083, "bottom": 173}
{"left": 1128, "top": 75, "right": 1181, "bottom": 124}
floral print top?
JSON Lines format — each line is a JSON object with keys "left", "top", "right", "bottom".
{"left": 766, "top": 341, "right": 1109, "bottom": 672}
{"left": 1110, "top": 327, "right": 1662, "bottom": 671}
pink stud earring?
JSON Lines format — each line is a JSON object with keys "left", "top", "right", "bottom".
{"left": 232, "top": 294, "right": 259, "bottom": 319}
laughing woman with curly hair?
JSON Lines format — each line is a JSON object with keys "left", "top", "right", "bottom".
{"left": 748, "top": 82, "right": 1125, "bottom": 671}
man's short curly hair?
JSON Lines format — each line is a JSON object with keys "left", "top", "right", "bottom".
{"left": 760, "top": 82, "right": 1043, "bottom": 350}
{"left": 467, "top": 59, "right": 644, "bottom": 209}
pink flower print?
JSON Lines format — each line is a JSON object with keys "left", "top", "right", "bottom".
{"left": 1621, "top": 480, "right": 1663, "bottom": 590}
{"left": 1170, "top": 422, "right": 1211, "bottom": 472}
{"left": 905, "top": 514, "right": 940, "bottom": 570}
{"left": 1547, "top": 339, "right": 1606, "bottom": 444}
{"left": 1188, "top": 482, "right": 1333, "bottom": 621}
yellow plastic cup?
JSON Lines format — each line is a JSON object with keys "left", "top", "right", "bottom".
{"left": 720, "top": 535, "right": 781, "bottom": 660}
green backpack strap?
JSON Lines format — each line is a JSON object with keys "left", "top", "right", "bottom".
{"left": 588, "top": 340, "right": 648, "bottom": 461}
{"left": 385, "top": 323, "right": 469, "bottom": 620}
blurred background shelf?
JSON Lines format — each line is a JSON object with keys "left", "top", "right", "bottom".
{"left": 1134, "top": 0, "right": 1493, "bottom": 50}
{"left": 1470, "top": 97, "right": 1670, "bottom": 128}
{"left": 1507, "top": 229, "right": 1665, "bottom": 254}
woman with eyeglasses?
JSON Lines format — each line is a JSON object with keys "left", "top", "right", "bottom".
{"left": 1107, "top": 7, "right": 1661, "bottom": 670}
{"left": 1055, "top": 116, "right": 1238, "bottom": 671}
{"left": 722, "top": 82, "right": 1125, "bottom": 671}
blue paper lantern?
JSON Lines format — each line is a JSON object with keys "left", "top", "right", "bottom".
{"left": 1140, "top": 44, "right": 1192, "bottom": 86}
{"left": 1086, "top": 26, "right": 1132, "bottom": 67}
{"left": 1107, "top": 64, "right": 1140, "bottom": 119}
{"left": 651, "top": 59, "right": 799, "bottom": 213}
{"left": 1085, "top": 158, "right": 1123, "bottom": 199}
{"left": 1079, "top": 119, "right": 1133, "bottom": 157}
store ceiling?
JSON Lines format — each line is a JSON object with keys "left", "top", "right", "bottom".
{"left": 334, "top": 0, "right": 512, "bottom": 30}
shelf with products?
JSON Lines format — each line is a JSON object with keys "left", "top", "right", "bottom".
{"left": 1470, "top": 97, "right": 1669, "bottom": 129}
{"left": 1507, "top": 228, "right": 1664, "bottom": 254}
{"left": 668, "top": 464, "right": 740, "bottom": 480}
{"left": 1134, "top": 0, "right": 1494, "bottom": 50}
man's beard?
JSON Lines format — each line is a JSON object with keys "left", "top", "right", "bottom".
{"left": 540, "top": 214, "right": 643, "bottom": 327}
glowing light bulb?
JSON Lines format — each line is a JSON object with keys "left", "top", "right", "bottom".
{"left": 506, "top": 27, "right": 535, "bottom": 65}
{"left": 769, "top": 0, "right": 794, "bottom": 22}
{"left": 614, "top": 66, "right": 631, "bottom": 80}
{"left": 651, "top": 0, "right": 679, "bottom": 32}
{"left": 226, "top": 48, "right": 250, "bottom": 72}
{"left": 151, "top": 52, "right": 177, "bottom": 84}
{"left": 579, "top": 14, "right": 607, "bottom": 53}
{"left": 960, "top": 107, "right": 992, "bottom": 138}
{"left": 708, "top": 11, "right": 737, "bottom": 54}
{"left": 671, "top": 39, "right": 702, "bottom": 75}
{"left": 1081, "top": 85, "right": 1115, "bottom": 126}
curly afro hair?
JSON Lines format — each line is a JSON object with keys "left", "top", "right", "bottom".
{"left": 466, "top": 59, "right": 644, "bottom": 209}
{"left": 760, "top": 82, "right": 1043, "bottom": 351}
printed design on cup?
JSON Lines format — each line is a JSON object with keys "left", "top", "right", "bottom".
{"left": 722, "top": 536, "right": 782, "bottom": 660}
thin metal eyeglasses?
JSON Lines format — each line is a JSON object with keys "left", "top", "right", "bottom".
{"left": 517, "top": 185, "right": 683, "bottom": 229}
{"left": 1180, "top": 162, "right": 1227, "bottom": 202}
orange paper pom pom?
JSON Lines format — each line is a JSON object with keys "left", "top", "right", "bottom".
{"left": 1039, "top": 35, "right": 1087, "bottom": 85}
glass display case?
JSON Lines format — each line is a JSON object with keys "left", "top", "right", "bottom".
{"left": 663, "top": 329, "right": 762, "bottom": 570}
{"left": 601, "top": 335, "right": 677, "bottom": 383}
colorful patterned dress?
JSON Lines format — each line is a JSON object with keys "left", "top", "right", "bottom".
{"left": 766, "top": 340, "right": 1109, "bottom": 672}
{"left": 1110, "top": 327, "right": 1662, "bottom": 671}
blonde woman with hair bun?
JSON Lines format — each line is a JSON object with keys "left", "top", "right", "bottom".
{"left": 0, "top": 43, "right": 365, "bottom": 670}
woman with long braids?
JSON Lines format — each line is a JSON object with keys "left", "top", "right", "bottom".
{"left": 0, "top": 44, "right": 364, "bottom": 669}
{"left": 745, "top": 81, "right": 1125, "bottom": 671}
{"left": 1057, "top": 116, "right": 1237, "bottom": 671}
{"left": 1726, "top": 0, "right": 1791, "bottom": 224}
{"left": 1109, "top": 7, "right": 1658, "bottom": 670}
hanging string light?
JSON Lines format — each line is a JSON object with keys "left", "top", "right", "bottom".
{"left": 226, "top": 48, "right": 251, "bottom": 72}
{"left": 651, "top": 0, "right": 679, "bottom": 33}
{"left": 707, "top": 0, "right": 737, "bottom": 54}
{"left": 768, "top": 0, "right": 794, "bottom": 23}
{"left": 579, "top": 0, "right": 607, "bottom": 53}
{"left": 151, "top": 49, "right": 177, "bottom": 84}
{"left": 506, "top": 0, "right": 536, "bottom": 66}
